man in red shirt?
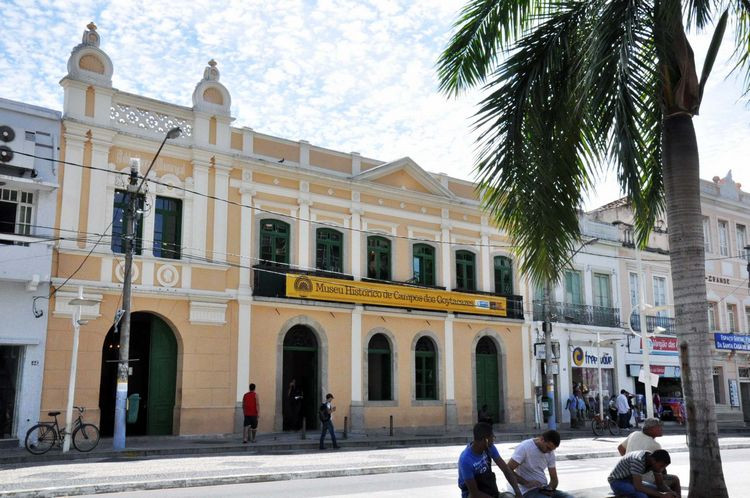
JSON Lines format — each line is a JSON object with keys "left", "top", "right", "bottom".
{"left": 242, "top": 383, "right": 259, "bottom": 443}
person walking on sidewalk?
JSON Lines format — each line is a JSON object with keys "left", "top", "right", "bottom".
{"left": 506, "top": 430, "right": 574, "bottom": 498}
{"left": 617, "top": 418, "right": 681, "bottom": 496}
{"left": 319, "top": 393, "right": 339, "bottom": 450}
{"left": 242, "top": 383, "right": 259, "bottom": 443}
{"left": 608, "top": 450, "right": 677, "bottom": 497}
{"left": 616, "top": 390, "right": 631, "bottom": 429}
{"left": 458, "top": 422, "right": 522, "bottom": 498}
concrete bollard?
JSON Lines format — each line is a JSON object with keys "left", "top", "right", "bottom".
{"left": 301, "top": 416, "right": 306, "bottom": 440}
{"left": 389, "top": 415, "right": 394, "bottom": 436}
{"left": 343, "top": 416, "right": 348, "bottom": 439}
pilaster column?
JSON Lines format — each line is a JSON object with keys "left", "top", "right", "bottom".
{"left": 350, "top": 305, "right": 365, "bottom": 430}
{"left": 298, "top": 181, "right": 311, "bottom": 270}
{"left": 60, "top": 133, "right": 86, "bottom": 249}
{"left": 190, "top": 161, "right": 210, "bottom": 260}
{"left": 86, "top": 139, "right": 111, "bottom": 247}
{"left": 239, "top": 187, "right": 255, "bottom": 289}
{"left": 350, "top": 192, "right": 363, "bottom": 279}
{"left": 445, "top": 314, "right": 458, "bottom": 427}
{"left": 441, "top": 209, "right": 452, "bottom": 289}
{"left": 142, "top": 188, "right": 156, "bottom": 258}
{"left": 299, "top": 140, "right": 310, "bottom": 168}
{"left": 235, "top": 296, "right": 253, "bottom": 431}
{"left": 481, "top": 224, "right": 491, "bottom": 292}
{"left": 213, "top": 164, "right": 231, "bottom": 263}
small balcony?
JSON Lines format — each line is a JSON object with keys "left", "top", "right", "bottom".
{"left": 253, "top": 264, "right": 524, "bottom": 319}
{"left": 629, "top": 314, "right": 676, "bottom": 334}
{"left": 532, "top": 300, "right": 621, "bottom": 328}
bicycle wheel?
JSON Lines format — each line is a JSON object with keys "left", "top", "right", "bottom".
{"left": 72, "top": 423, "right": 100, "bottom": 452}
{"left": 591, "top": 418, "right": 604, "bottom": 437}
{"left": 25, "top": 424, "right": 57, "bottom": 455}
{"left": 607, "top": 420, "right": 621, "bottom": 436}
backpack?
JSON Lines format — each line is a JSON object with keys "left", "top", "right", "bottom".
{"left": 319, "top": 402, "right": 330, "bottom": 422}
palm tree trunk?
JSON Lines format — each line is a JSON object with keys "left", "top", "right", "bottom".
{"left": 661, "top": 114, "right": 727, "bottom": 497}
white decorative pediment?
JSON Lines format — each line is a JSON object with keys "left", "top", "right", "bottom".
{"left": 189, "top": 300, "right": 227, "bottom": 326}
{"left": 352, "top": 157, "right": 455, "bottom": 199}
{"left": 53, "top": 291, "right": 102, "bottom": 319}
{"left": 192, "top": 60, "right": 232, "bottom": 116}
{"left": 66, "top": 23, "right": 113, "bottom": 87}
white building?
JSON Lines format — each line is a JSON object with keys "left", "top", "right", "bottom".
{"left": 0, "top": 97, "right": 60, "bottom": 444}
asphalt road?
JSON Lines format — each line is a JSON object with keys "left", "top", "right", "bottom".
{"left": 87, "top": 447, "right": 750, "bottom": 497}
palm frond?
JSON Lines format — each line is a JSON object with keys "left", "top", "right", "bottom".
{"left": 685, "top": 0, "right": 715, "bottom": 29}
{"left": 437, "top": 0, "right": 545, "bottom": 96}
{"left": 730, "top": 0, "right": 750, "bottom": 96}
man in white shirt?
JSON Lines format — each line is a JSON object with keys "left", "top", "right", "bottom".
{"left": 617, "top": 417, "right": 681, "bottom": 496}
{"left": 616, "top": 390, "right": 631, "bottom": 429}
{"left": 507, "top": 430, "right": 574, "bottom": 497}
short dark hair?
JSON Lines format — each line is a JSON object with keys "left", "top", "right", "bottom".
{"left": 540, "top": 430, "right": 561, "bottom": 447}
{"left": 621, "top": 389, "right": 627, "bottom": 394}
{"left": 650, "top": 449, "right": 671, "bottom": 465}
{"left": 249, "top": 383, "right": 256, "bottom": 391}
{"left": 473, "top": 422, "right": 493, "bottom": 441}
{"left": 326, "top": 393, "right": 334, "bottom": 400}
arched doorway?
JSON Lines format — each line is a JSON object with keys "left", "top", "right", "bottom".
{"left": 282, "top": 325, "right": 318, "bottom": 431}
{"left": 475, "top": 336, "right": 501, "bottom": 423}
{"left": 99, "top": 312, "right": 177, "bottom": 437}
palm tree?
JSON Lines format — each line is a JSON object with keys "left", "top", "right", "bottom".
{"left": 438, "top": 2, "right": 746, "bottom": 496}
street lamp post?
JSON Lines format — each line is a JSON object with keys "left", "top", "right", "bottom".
{"left": 63, "top": 286, "right": 99, "bottom": 453}
{"left": 634, "top": 247, "right": 655, "bottom": 418}
{"left": 113, "top": 127, "right": 181, "bottom": 450}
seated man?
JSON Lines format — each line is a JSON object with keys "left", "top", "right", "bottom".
{"left": 506, "top": 430, "right": 574, "bottom": 497}
{"left": 608, "top": 449, "right": 678, "bottom": 498}
{"left": 617, "top": 418, "right": 681, "bottom": 496}
{"left": 458, "top": 422, "right": 522, "bottom": 498}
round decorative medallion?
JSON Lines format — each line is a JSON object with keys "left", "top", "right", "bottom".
{"left": 399, "top": 202, "right": 406, "bottom": 209}
{"left": 421, "top": 207, "right": 427, "bottom": 214}
{"left": 157, "top": 264, "right": 179, "bottom": 287}
{"left": 115, "top": 261, "right": 139, "bottom": 283}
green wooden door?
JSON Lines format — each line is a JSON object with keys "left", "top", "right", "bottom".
{"left": 476, "top": 337, "right": 500, "bottom": 422}
{"left": 147, "top": 317, "right": 177, "bottom": 435}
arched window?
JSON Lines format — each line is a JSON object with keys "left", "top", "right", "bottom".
{"left": 367, "top": 334, "right": 392, "bottom": 401}
{"left": 415, "top": 336, "right": 437, "bottom": 400}
{"left": 412, "top": 244, "right": 435, "bottom": 286}
{"left": 367, "top": 236, "right": 391, "bottom": 280}
{"left": 494, "top": 256, "right": 513, "bottom": 295}
{"left": 316, "top": 228, "right": 343, "bottom": 273}
{"left": 455, "top": 250, "right": 476, "bottom": 291}
{"left": 259, "top": 219, "right": 290, "bottom": 265}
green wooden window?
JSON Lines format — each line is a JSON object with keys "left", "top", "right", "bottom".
{"left": 415, "top": 336, "right": 437, "bottom": 400}
{"left": 494, "top": 256, "right": 513, "bottom": 294}
{"left": 153, "top": 196, "right": 182, "bottom": 259}
{"left": 260, "top": 219, "right": 290, "bottom": 265}
{"left": 367, "top": 236, "right": 391, "bottom": 280}
{"left": 412, "top": 244, "right": 435, "bottom": 286}
{"left": 455, "top": 250, "right": 476, "bottom": 291}
{"left": 367, "top": 333, "right": 392, "bottom": 401}
{"left": 112, "top": 189, "right": 144, "bottom": 255}
{"left": 316, "top": 228, "right": 343, "bottom": 273}
{"left": 593, "top": 273, "right": 612, "bottom": 308}
{"left": 564, "top": 270, "right": 583, "bottom": 305}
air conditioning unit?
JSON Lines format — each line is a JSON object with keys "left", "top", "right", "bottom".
{"left": 0, "top": 124, "right": 36, "bottom": 170}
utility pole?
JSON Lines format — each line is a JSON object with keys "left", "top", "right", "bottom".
{"left": 635, "top": 246, "right": 655, "bottom": 418}
{"left": 113, "top": 158, "right": 139, "bottom": 450}
{"left": 113, "top": 127, "right": 180, "bottom": 450}
{"left": 543, "top": 280, "right": 556, "bottom": 430}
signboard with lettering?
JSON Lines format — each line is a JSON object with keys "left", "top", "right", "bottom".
{"left": 729, "top": 379, "right": 740, "bottom": 407}
{"left": 706, "top": 275, "right": 731, "bottom": 285}
{"left": 628, "top": 335, "right": 679, "bottom": 356}
{"left": 713, "top": 333, "right": 750, "bottom": 351}
{"left": 285, "top": 274, "right": 508, "bottom": 316}
{"left": 628, "top": 364, "right": 681, "bottom": 378}
{"left": 570, "top": 346, "right": 614, "bottom": 369}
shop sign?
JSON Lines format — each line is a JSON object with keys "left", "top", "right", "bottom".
{"left": 714, "top": 333, "right": 750, "bottom": 352}
{"left": 286, "top": 274, "right": 507, "bottom": 316}
{"left": 628, "top": 335, "right": 679, "bottom": 356}
{"left": 729, "top": 379, "right": 740, "bottom": 407}
{"left": 706, "top": 275, "right": 731, "bottom": 285}
{"left": 627, "top": 364, "right": 681, "bottom": 378}
{"left": 570, "top": 346, "right": 614, "bottom": 368}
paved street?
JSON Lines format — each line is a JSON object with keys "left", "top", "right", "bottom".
{"left": 2, "top": 435, "right": 749, "bottom": 496}
{"left": 83, "top": 448, "right": 750, "bottom": 497}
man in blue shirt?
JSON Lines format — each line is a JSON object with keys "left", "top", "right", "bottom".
{"left": 458, "top": 422, "right": 522, "bottom": 497}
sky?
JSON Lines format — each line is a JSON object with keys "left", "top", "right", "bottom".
{"left": 1, "top": 0, "right": 748, "bottom": 210}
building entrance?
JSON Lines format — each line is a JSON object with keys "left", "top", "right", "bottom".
{"left": 282, "top": 325, "right": 318, "bottom": 431}
{"left": 476, "top": 337, "right": 501, "bottom": 423}
{"left": 0, "top": 346, "right": 21, "bottom": 439}
{"left": 741, "top": 383, "right": 750, "bottom": 424}
{"left": 99, "top": 313, "right": 177, "bottom": 436}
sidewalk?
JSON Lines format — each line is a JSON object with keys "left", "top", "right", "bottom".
{"left": 2, "top": 433, "right": 749, "bottom": 497}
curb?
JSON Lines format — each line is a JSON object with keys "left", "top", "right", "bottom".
{"left": 3, "top": 442, "right": 750, "bottom": 497}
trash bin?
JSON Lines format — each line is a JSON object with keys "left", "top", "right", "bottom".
{"left": 127, "top": 393, "right": 140, "bottom": 424}
{"left": 541, "top": 396, "right": 553, "bottom": 423}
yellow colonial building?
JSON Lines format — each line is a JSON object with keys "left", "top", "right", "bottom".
{"left": 42, "top": 24, "right": 531, "bottom": 438}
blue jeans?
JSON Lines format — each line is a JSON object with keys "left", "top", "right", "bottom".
{"left": 522, "top": 490, "right": 575, "bottom": 498}
{"left": 609, "top": 479, "right": 658, "bottom": 498}
{"left": 319, "top": 419, "right": 338, "bottom": 448}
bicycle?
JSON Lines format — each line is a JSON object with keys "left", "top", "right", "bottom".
{"left": 591, "top": 413, "right": 620, "bottom": 437}
{"left": 25, "top": 406, "right": 100, "bottom": 454}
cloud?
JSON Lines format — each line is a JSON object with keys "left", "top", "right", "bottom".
{"left": 0, "top": 0, "right": 747, "bottom": 211}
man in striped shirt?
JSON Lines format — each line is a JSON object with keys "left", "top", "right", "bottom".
{"left": 607, "top": 450, "right": 678, "bottom": 497}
